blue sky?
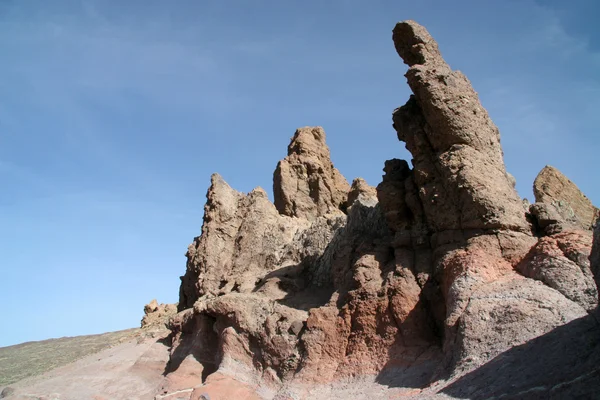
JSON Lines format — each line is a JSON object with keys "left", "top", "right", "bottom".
{"left": 0, "top": 0, "right": 598, "bottom": 347}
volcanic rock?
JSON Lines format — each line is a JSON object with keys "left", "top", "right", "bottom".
{"left": 517, "top": 230, "right": 597, "bottom": 311}
{"left": 347, "top": 178, "right": 377, "bottom": 208}
{"left": 533, "top": 165, "right": 598, "bottom": 230}
{"left": 592, "top": 223, "right": 600, "bottom": 300}
{"left": 178, "top": 174, "right": 314, "bottom": 310}
{"left": 141, "top": 300, "right": 177, "bottom": 330}
{"left": 273, "top": 127, "right": 350, "bottom": 220}
{"left": 387, "top": 20, "right": 589, "bottom": 371}
{"left": 162, "top": 19, "right": 598, "bottom": 400}
{"left": 392, "top": 21, "right": 530, "bottom": 233}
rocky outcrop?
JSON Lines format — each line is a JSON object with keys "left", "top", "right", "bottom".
{"left": 346, "top": 177, "right": 377, "bottom": 208}
{"left": 141, "top": 300, "right": 177, "bottom": 330}
{"left": 517, "top": 231, "right": 597, "bottom": 311}
{"left": 592, "top": 223, "right": 600, "bottom": 300}
{"left": 392, "top": 21, "right": 530, "bottom": 233}
{"left": 172, "top": 126, "right": 443, "bottom": 393}
{"left": 533, "top": 165, "right": 598, "bottom": 231}
{"left": 273, "top": 127, "right": 350, "bottom": 220}
{"left": 163, "top": 19, "right": 598, "bottom": 400}
{"left": 178, "top": 174, "right": 314, "bottom": 310}
{"left": 387, "top": 20, "right": 588, "bottom": 371}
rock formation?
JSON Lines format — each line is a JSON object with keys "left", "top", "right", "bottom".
{"left": 2, "top": 18, "right": 598, "bottom": 400}
{"left": 273, "top": 126, "right": 350, "bottom": 220}
{"left": 386, "top": 20, "right": 594, "bottom": 372}
{"left": 141, "top": 300, "right": 177, "bottom": 330}
{"left": 530, "top": 165, "right": 599, "bottom": 233}
{"left": 592, "top": 223, "right": 600, "bottom": 300}
{"left": 160, "top": 20, "right": 599, "bottom": 399}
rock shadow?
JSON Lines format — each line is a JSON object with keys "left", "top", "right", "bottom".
{"left": 441, "top": 311, "right": 600, "bottom": 399}
{"left": 163, "top": 314, "right": 219, "bottom": 382}
{"left": 375, "top": 290, "right": 444, "bottom": 389}
{"left": 252, "top": 262, "right": 336, "bottom": 311}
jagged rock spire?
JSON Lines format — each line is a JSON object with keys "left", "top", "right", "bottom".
{"left": 273, "top": 127, "right": 350, "bottom": 220}
{"left": 392, "top": 20, "right": 529, "bottom": 232}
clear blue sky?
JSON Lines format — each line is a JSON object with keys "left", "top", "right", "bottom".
{"left": 1, "top": 0, "right": 598, "bottom": 347}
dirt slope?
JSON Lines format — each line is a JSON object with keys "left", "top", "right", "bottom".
{"left": 0, "top": 329, "right": 139, "bottom": 387}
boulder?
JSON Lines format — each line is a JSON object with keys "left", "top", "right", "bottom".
{"left": 533, "top": 165, "right": 598, "bottom": 230}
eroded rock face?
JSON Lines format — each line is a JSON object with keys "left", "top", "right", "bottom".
{"left": 517, "top": 231, "right": 597, "bottom": 311}
{"left": 392, "top": 21, "right": 529, "bottom": 233}
{"left": 164, "top": 20, "right": 598, "bottom": 400}
{"left": 178, "top": 174, "right": 312, "bottom": 310}
{"left": 386, "top": 20, "right": 588, "bottom": 371}
{"left": 273, "top": 127, "right": 350, "bottom": 220}
{"left": 592, "top": 224, "right": 600, "bottom": 300}
{"left": 347, "top": 177, "right": 377, "bottom": 208}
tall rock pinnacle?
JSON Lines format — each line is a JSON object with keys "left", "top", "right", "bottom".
{"left": 273, "top": 126, "right": 350, "bottom": 220}
{"left": 392, "top": 20, "right": 529, "bottom": 232}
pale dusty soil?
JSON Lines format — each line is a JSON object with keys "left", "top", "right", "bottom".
{"left": 1, "top": 331, "right": 171, "bottom": 400}
{"left": 0, "top": 329, "right": 139, "bottom": 387}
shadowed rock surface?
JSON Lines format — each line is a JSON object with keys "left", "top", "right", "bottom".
{"left": 592, "top": 223, "right": 600, "bottom": 300}
{"left": 441, "top": 311, "right": 600, "bottom": 400}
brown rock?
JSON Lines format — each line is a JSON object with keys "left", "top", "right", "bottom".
{"left": 389, "top": 20, "right": 591, "bottom": 372}
{"left": 452, "top": 277, "right": 587, "bottom": 372}
{"left": 141, "top": 301, "right": 177, "bottom": 330}
{"left": 164, "top": 19, "right": 598, "bottom": 398}
{"left": 392, "top": 20, "right": 529, "bottom": 232}
{"left": 178, "top": 173, "right": 313, "bottom": 310}
{"left": 529, "top": 202, "right": 571, "bottom": 235}
{"left": 533, "top": 165, "right": 599, "bottom": 230}
{"left": 517, "top": 230, "right": 597, "bottom": 311}
{"left": 591, "top": 223, "right": 600, "bottom": 301}
{"left": 273, "top": 127, "right": 350, "bottom": 220}
{"left": 144, "top": 299, "right": 159, "bottom": 314}
{"left": 347, "top": 178, "right": 377, "bottom": 208}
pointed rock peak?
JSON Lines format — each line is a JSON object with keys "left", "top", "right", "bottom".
{"left": 392, "top": 20, "right": 442, "bottom": 67}
{"left": 347, "top": 178, "right": 377, "bottom": 207}
{"left": 287, "top": 126, "right": 329, "bottom": 158}
{"left": 274, "top": 126, "right": 350, "bottom": 220}
{"left": 206, "top": 173, "right": 239, "bottom": 200}
{"left": 209, "top": 172, "right": 229, "bottom": 189}
{"left": 533, "top": 165, "right": 598, "bottom": 230}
